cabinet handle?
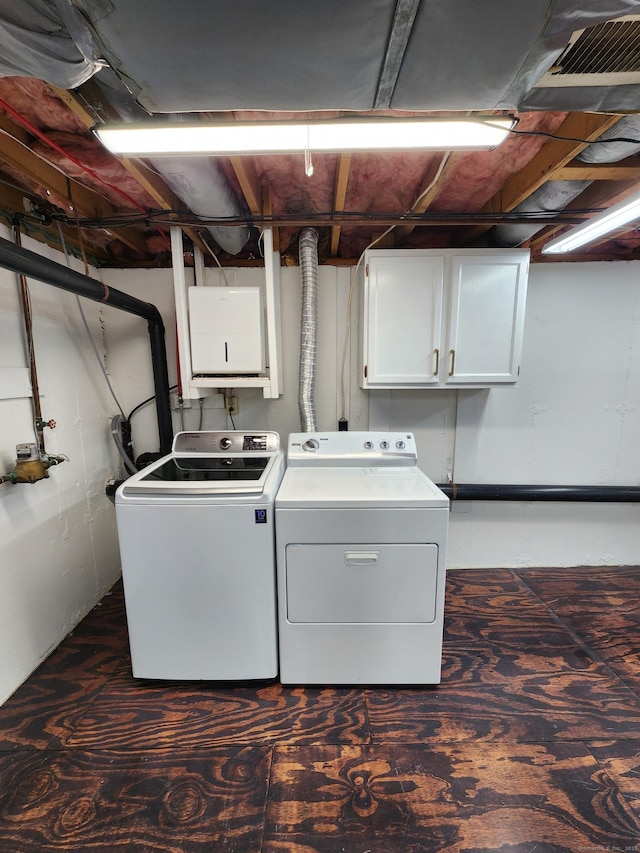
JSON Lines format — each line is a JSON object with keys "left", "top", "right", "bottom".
{"left": 449, "top": 348, "right": 456, "bottom": 376}
{"left": 433, "top": 348, "right": 439, "bottom": 375}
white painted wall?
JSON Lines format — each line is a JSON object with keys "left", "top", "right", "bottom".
{"left": 0, "top": 227, "right": 123, "bottom": 705}
{"left": 4, "top": 245, "right": 640, "bottom": 704}
{"left": 102, "top": 264, "right": 368, "bottom": 458}
{"left": 373, "top": 262, "right": 640, "bottom": 568}
{"left": 103, "top": 258, "right": 640, "bottom": 572}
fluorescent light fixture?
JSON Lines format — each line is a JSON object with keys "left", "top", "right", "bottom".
{"left": 94, "top": 117, "right": 516, "bottom": 157}
{"left": 542, "top": 190, "right": 640, "bottom": 254}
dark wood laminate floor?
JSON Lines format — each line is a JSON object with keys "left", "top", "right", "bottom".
{"left": 2, "top": 567, "right": 640, "bottom": 851}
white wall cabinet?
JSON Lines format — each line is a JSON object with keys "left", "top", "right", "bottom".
{"left": 360, "top": 248, "right": 529, "bottom": 389}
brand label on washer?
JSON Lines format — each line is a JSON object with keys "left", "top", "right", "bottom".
{"left": 255, "top": 509, "right": 267, "bottom": 523}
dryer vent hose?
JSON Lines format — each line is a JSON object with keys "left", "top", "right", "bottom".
{"left": 298, "top": 227, "right": 319, "bottom": 432}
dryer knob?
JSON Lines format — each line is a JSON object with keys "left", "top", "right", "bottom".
{"left": 395, "top": 440, "right": 406, "bottom": 450}
{"left": 364, "top": 441, "right": 374, "bottom": 450}
{"left": 219, "top": 436, "right": 233, "bottom": 450}
{"left": 380, "top": 440, "right": 390, "bottom": 450}
{"left": 303, "top": 438, "right": 319, "bottom": 452}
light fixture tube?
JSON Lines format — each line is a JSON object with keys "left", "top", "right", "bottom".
{"left": 94, "top": 117, "right": 516, "bottom": 157}
{"left": 542, "top": 190, "right": 640, "bottom": 254}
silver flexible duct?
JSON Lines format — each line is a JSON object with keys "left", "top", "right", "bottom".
{"left": 494, "top": 115, "right": 640, "bottom": 247}
{"left": 298, "top": 228, "right": 319, "bottom": 432}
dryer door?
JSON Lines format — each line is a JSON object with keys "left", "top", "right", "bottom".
{"left": 285, "top": 543, "right": 439, "bottom": 623}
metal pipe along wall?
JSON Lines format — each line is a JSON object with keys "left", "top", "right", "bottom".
{"left": 0, "top": 236, "right": 173, "bottom": 455}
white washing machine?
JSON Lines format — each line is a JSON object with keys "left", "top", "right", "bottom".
{"left": 115, "top": 431, "right": 284, "bottom": 680}
{"left": 275, "top": 431, "right": 449, "bottom": 685}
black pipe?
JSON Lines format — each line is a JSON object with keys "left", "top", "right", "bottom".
{"left": 0, "top": 236, "right": 173, "bottom": 455}
{"left": 439, "top": 484, "right": 640, "bottom": 502}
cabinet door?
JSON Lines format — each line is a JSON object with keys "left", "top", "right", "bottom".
{"left": 446, "top": 252, "right": 528, "bottom": 385}
{"left": 363, "top": 254, "right": 444, "bottom": 387}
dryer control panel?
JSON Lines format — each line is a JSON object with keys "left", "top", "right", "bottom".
{"left": 287, "top": 431, "right": 417, "bottom": 466}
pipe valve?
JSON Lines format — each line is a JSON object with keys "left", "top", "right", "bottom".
{"left": 1, "top": 442, "right": 68, "bottom": 485}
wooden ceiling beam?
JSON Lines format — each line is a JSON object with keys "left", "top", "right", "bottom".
{"left": 330, "top": 153, "right": 351, "bottom": 257}
{"left": 229, "top": 156, "right": 262, "bottom": 216}
{"left": 395, "top": 152, "right": 457, "bottom": 243}
{"left": 0, "top": 182, "right": 108, "bottom": 262}
{"left": 48, "top": 84, "right": 211, "bottom": 256}
{"left": 262, "top": 183, "right": 279, "bottom": 253}
{"left": 0, "top": 128, "right": 148, "bottom": 255}
{"left": 528, "top": 177, "right": 640, "bottom": 256}
{"left": 549, "top": 156, "right": 640, "bottom": 182}
{"left": 456, "top": 112, "right": 624, "bottom": 246}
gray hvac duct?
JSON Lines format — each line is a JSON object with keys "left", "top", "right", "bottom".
{"left": 149, "top": 157, "right": 249, "bottom": 256}
{"left": 493, "top": 115, "right": 640, "bottom": 247}
{"left": 86, "top": 73, "right": 251, "bottom": 256}
{"left": 298, "top": 228, "right": 319, "bottom": 433}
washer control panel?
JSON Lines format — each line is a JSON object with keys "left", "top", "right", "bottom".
{"left": 172, "top": 431, "right": 280, "bottom": 454}
{"left": 287, "top": 431, "right": 417, "bottom": 466}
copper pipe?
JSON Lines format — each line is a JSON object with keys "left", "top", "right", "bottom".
{"left": 12, "top": 225, "right": 45, "bottom": 454}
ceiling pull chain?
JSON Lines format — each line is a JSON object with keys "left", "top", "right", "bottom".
{"left": 305, "top": 126, "right": 314, "bottom": 177}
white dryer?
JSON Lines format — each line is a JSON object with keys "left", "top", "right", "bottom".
{"left": 115, "top": 431, "right": 284, "bottom": 680}
{"left": 275, "top": 431, "right": 449, "bottom": 685}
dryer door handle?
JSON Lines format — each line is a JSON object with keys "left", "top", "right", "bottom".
{"left": 344, "top": 551, "right": 379, "bottom": 565}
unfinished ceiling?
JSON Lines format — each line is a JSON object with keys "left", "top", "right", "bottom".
{"left": 1, "top": 0, "right": 640, "bottom": 267}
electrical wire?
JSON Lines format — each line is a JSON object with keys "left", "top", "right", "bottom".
{"left": 0, "top": 97, "right": 147, "bottom": 215}
{"left": 31, "top": 207, "right": 598, "bottom": 232}
{"left": 197, "top": 237, "right": 231, "bottom": 287}
{"left": 508, "top": 127, "right": 640, "bottom": 146}
{"left": 0, "top": 97, "right": 172, "bottom": 251}
{"left": 55, "top": 221, "right": 127, "bottom": 420}
{"left": 127, "top": 385, "right": 178, "bottom": 422}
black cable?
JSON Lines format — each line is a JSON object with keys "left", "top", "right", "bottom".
{"left": 128, "top": 385, "right": 178, "bottom": 422}
{"left": 508, "top": 127, "right": 640, "bottom": 146}
{"left": 31, "top": 208, "right": 604, "bottom": 230}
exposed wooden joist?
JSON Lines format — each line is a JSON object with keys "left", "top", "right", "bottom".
{"left": 48, "top": 84, "right": 211, "bottom": 256}
{"left": 394, "top": 152, "right": 457, "bottom": 244}
{"left": 262, "top": 183, "right": 279, "bottom": 253}
{"left": 0, "top": 113, "right": 30, "bottom": 147}
{"left": 0, "top": 127, "right": 148, "bottom": 255}
{"left": 550, "top": 156, "right": 640, "bottom": 182}
{"left": 0, "top": 182, "right": 108, "bottom": 262}
{"left": 330, "top": 153, "right": 352, "bottom": 257}
{"left": 229, "top": 156, "right": 262, "bottom": 216}
{"left": 528, "top": 177, "right": 640, "bottom": 255}
{"left": 456, "top": 112, "right": 624, "bottom": 246}
{"left": 52, "top": 82, "right": 182, "bottom": 208}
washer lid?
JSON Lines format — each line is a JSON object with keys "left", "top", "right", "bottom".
{"left": 119, "top": 450, "right": 282, "bottom": 497}
{"left": 275, "top": 465, "right": 449, "bottom": 508}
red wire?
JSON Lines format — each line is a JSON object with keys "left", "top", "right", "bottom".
{"left": 0, "top": 95, "right": 172, "bottom": 249}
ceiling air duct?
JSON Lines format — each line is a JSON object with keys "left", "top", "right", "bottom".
{"left": 493, "top": 114, "right": 640, "bottom": 248}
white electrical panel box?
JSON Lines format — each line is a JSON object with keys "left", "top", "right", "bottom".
{"left": 188, "top": 286, "right": 265, "bottom": 375}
